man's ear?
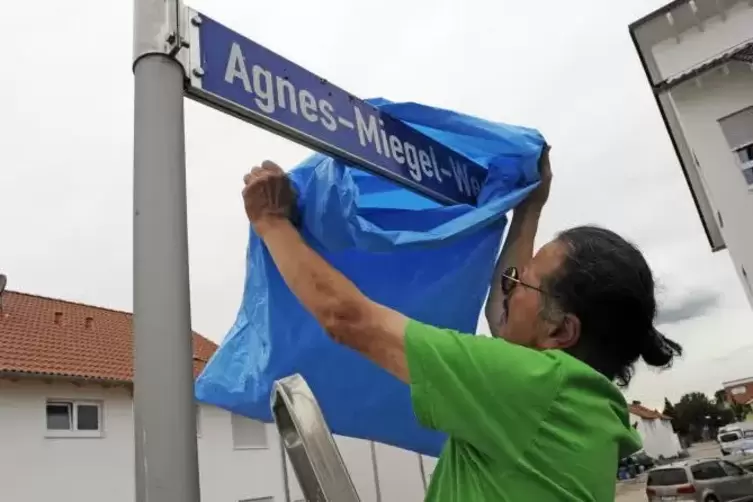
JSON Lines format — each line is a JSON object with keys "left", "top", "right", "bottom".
{"left": 547, "top": 313, "right": 581, "bottom": 350}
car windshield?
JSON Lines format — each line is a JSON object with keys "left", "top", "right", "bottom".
{"left": 647, "top": 468, "right": 688, "bottom": 486}
{"left": 720, "top": 433, "right": 741, "bottom": 442}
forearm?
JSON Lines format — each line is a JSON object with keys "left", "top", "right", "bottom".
{"left": 485, "top": 203, "right": 543, "bottom": 330}
{"left": 258, "top": 218, "right": 410, "bottom": 381}
{"left": 259, "top": 219, "right": 365, "bottom": 336}
{"left": 499, "top": 202, "right": 542, "bottom": 269}
{"left": 242, "top": 163, "right": 411, "bottom": 381}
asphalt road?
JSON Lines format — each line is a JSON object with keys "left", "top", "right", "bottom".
{"left": 615, "top": 442, "right": 722, "bottom": 502}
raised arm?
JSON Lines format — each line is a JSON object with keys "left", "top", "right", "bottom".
{"left": 242, "top": 162, "right": 411, "bottom": 382}
{"left": 485, "top": 146, "right": 552, "bottom": 334}
{"left": 242, "top": 159, "right": 563, "bottom": 454}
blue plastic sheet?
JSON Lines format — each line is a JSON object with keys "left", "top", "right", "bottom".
{"left": 195, "top": 99, "right": 545, "bottom": 457}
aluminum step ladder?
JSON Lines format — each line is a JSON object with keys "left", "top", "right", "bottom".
{"left": 272, "top": 374, "right": 361, "bottom": 502}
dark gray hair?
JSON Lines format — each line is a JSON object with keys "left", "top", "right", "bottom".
{"left": 541, "top": 226, "right": 682, "bottom": 387}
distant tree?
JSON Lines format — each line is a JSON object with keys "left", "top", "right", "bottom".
{"left": 712, "top": 389, "right": 750, "bottom": 422}
{"left": 714, "top": 389, "right": 728, "bottom": 407}
{"left": 663, "top": 397, "right": 676, "bottom": 417}
{"left": 673, "top": 392, "right": 724, "bottom": 440}
{"left": 717, "top": 407, "right": 737, "bottom": 425}
{"left": 663, "top": 398, "right": 678, "bottom": 432}
{"left": 730, "top": 402, "right": 752, "bottom": 422}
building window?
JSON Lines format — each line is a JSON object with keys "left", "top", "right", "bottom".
{"left": 691, "top": 461, "right": 727, "bottom": 480}
{"left": 719, "top": 106, "right": 753, "bottom": 189}
{"left": 231, "top": 413, "right": 268, "bottom": 449}
{"left": 734, "top": 142, "right": 753, "bottom": 187}
{"left": 731, "top": 386, "right": 747, "bottom": 395}
{"left": 45, "top": 400, "right": 102, "bottom": 437}
{"left": 721, "top": 460, "right": 746, "bottom": 477}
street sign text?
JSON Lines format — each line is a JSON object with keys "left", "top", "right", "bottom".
{"left": 186, "top": 12, "right": 488, "bottom": 205}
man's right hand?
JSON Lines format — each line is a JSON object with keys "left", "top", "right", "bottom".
{"left": 242, "top": 160, "right": 297, "bottom": 237}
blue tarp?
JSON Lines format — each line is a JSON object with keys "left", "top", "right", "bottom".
{"left": 195, "top": 99, "right": 545, "bottom": 457}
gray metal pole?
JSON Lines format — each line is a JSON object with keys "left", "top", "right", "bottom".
{"left": 417, "top": 454, "right": 428, "bottom": 492}
{"left": 369, "top": 441, "right": 382, "bottom": 502}
{"left": 132, "top": 1, "right": 199, "bottom": 501}
{"left": 280, "top": 434, "right": 291, "bottom": 502}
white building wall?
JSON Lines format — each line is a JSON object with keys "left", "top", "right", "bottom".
{"left": 196, "top": 401, "right": 288, "bottom": 502}
{"left": 633, "top": 0, "right": 753, "bottom": 307}
{"left": 284, "top": 435, "right": 379, "bottom": 502}
{"left": 652, "top": 1, "right": 753, "bottom": 80}
{"left": 373, "top": 442, "right": 426, "bottom": 502}
{"left": 283, "top": 435, "right": 433, "bottom": 502}
{"left": 0, "top": 379, "right": 137, "bottom": 502}
{"left": 655, "top": 419, "right": 683, "bottom": 458}
{"left": 629, "top": 413, "right": 683, "bottom": 459}
{"left": 0, "top": 378, "right": 431, "bottom": 502}
{"left": 670, "top": 68, "right": 753, "bottom": 304}
{"left": 422, "top": 455, "right": 439, "bottom": 482}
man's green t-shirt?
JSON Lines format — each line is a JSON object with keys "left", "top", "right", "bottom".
{"left": 405, "top": 319, "right": 642, "bottom": 501}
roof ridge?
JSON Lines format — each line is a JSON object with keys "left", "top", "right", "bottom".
{"left": 5, "top": 289, "right": 134, "bottom": 317}
{"left": 0, "top": 289, "right": 219, "bottom": 381}
{"left": 2, "top": 290, "right": 218, "bottom": 346}
{"left": 628, "top": 402, "right": 670, "bottom": 420}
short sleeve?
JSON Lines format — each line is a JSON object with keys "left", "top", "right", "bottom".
{"left": 405, "top": 319, "right": 564, "bottom": 457}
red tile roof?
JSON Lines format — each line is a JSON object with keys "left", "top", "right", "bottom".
{"left": 629, "top": 403, "right": 671, "bottom": 420}
{"left": 0, "top": 291, "right": 217, "bottom": 382}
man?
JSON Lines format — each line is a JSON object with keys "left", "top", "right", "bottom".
{"left": 242, "top": 148, "right": 679, "bottom": 500}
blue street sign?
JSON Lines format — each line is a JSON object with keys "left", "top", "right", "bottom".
{"left": 185, "top": 11, "right": 487, "bottom": 206}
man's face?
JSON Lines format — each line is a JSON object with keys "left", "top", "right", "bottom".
{"left": 494, "top": 240, "right": 567, "bottom": 349}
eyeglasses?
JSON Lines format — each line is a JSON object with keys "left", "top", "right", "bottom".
{"left": 501, "top": 266, "right": 546, "bottom": 296}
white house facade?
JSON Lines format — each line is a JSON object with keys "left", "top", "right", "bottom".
{"left": 1, "top": 287, "right": 689, "bottom": 500}
{"left": 724, "top": 376, "right": 753, "bottom": 407}
{"left": 0, "top": 378, "right": 276, "bottom": 502}
{"left": 630, "top": 0, "right": 753, "bottom": 307}
{"left": 0, "top": 289, "right": 435, "bottom": 502}
{"left": 0, "top": 378, "right": 437, "bottom": 502}
{"left": 629, "top": 402, "right": 684, "bottom": 459}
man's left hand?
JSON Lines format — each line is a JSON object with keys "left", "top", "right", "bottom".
{"left": 521, "top": 144, "right": 552, "bottom": 211}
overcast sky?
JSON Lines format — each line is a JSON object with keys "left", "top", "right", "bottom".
{"left": 1, "top": 0, "right": 751, "bottom": 410}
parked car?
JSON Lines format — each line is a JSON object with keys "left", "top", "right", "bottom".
{"left": 732, "top": 433, "right": 753, "bottom": 456}
{"left": 617, "top": 450, "right": 658, "bottom": 479}
{"left": 730, "top": 454, "right": 753, "bottom": 473}
{"left": 632, "top": 450, "right": 658, "bottom": 470}
{"left": 718, "top": 424, "right": 753, "bottom": 456}
{"left": 646, "top": 458, "right": 753, "bottom": 501}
